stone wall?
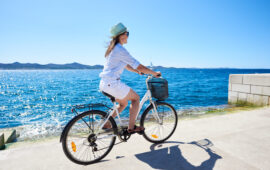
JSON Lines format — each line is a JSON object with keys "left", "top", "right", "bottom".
{"left": 228, "top": 74, "right": 270, "bottom": 106}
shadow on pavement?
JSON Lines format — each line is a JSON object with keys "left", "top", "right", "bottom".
{"left": 135, "top": 139, "right": 222, "bottom": 170}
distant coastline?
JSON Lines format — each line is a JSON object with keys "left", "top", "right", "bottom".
{"left": 0, "top": 62, "right": 173, "bottom": 70}
{"left": 0, "top": 62, "right": 270, "bottom": 70}
{"left": 0, "top": 62, "right": 103, "bottom": 70}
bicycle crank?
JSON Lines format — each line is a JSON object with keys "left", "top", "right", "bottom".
{"left": 118, "top": 127, "right": 131, "bottom": 142}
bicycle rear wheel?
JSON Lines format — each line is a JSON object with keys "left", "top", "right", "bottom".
{"left": 62, "top": 110, "right": 117, "bottom": 165}
{"left": 140, "top": 102, "right": 178, "bottom": 144}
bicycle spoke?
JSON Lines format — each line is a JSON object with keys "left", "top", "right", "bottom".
{"left": 146, "top": 126, "right": 158, "bottom": 134}
{"left": 151, "top": 126, "right": 159, "bottom": 136}
{"left": 80, "top": 145, "right": 89, "bottom": 161}
{"left": 73, "top": 143, "right": 85, "bottom": 158}
{"left": 74, "top": 121, "right": 91, "bottom": 133}
{"left": 162, "top": 123, "right": 175, "bottom": 129}
{"left": 160, "top": 125, "right": 165, "bottom": 139}
{"left": 68, "top": 134, "right": 88, "bottom": 139}
{"left": 79, "top": 117, "right": 91, "bottom": 129}
{"left": 155, "top": 125, "right": 160, "bottom": 139}
{"left": 87, "top": 147, "right": 92, "bottom": 161}
{"left": 98, "top": 138, "right": 110, "bottom": 146}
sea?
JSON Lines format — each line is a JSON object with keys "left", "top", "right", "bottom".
{"left": 1, "top": 68, "right": 270, "bottom": 140}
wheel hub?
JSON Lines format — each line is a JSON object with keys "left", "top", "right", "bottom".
{"left": 88, "top": 134, "right": 97, "bottom": 146}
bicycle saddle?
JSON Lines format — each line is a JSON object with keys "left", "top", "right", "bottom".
{"left": 102, "top": 91, "right": 116, "bottom": 102}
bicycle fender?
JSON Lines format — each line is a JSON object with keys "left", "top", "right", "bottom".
{"left": 60, "top": 120, "right": 74, "bottom": 143}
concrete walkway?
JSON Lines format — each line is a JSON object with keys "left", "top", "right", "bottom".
{"left": 1, "top": 107, "right": 270, "bottom": 170}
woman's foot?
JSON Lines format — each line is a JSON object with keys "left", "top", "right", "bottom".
{"left": 127, "top": 125, "right": 145, "bottom": 134}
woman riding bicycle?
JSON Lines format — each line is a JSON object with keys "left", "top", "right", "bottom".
{"left": 99, "top": 23, "right": 161, "bottom": 133}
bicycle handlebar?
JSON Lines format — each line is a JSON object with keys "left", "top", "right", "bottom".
{"left": 141, "top": 72, "right": 161, "bottom": 78}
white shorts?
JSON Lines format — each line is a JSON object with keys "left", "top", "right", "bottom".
{"left": 99, "top": 79, "right": 130, "bottom": 100}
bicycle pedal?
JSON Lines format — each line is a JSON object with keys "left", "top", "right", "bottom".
{"left": 137, "top": 130, "right": 144, "bottom": 135}
{"left": 119, "top": 126, "right": 128, "bottom": 130}
{"left": 128, "top": 131, "right": 136, "bottom": 135}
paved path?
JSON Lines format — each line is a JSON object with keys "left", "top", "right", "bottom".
{"left": 1, "top": 107, "right": 270, "bottom": 170}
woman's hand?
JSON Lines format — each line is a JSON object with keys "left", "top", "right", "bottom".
{"left": 137, "top": 70, "right": 144, "bottom": 75}
{"left": 137, "top": 64, "right": 161, "bottom": 77}
{"left": 154, "top": 71, "right": 161, "bottom": 78}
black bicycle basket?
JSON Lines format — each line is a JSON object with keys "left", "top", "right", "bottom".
{"left": 147, "top": 77, "right": 168, "bottom": 100}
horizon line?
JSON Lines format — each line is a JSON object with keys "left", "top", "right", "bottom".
{"left": 1, "top": 61, "right": 270, "bottom": 70}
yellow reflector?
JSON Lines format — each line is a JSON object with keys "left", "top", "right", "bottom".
{"left": 151, "top": 134, "right": 158, "bottom": 139}
{"left": 71, "top": 141, "right": 76, "bottom": 152}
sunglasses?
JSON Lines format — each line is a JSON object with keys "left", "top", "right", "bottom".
{"left": 125, "top": 31, "right": 129, "bottom": 37}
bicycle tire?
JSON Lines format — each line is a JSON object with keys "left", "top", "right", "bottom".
{"left": 62, "top": 110, "right": 117, "bottom": 165}
{"left": 140, "top": 102, "right": 178, "bottom": 144}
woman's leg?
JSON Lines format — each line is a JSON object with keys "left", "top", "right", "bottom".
{"left": 120, "top": 89, "right": 140, "bottom": 130}
{"left": 103, "top": 100, "right": 128, "bottom": 128}
{"left": 113, "top": 99, "right": 128, "bottom": 117}
{"left": 103, "top": 89, "right": 141, "bottom": 130}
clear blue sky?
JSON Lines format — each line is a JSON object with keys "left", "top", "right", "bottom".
{"left": 0, "top": 0, "right": 270, "bottom": 68}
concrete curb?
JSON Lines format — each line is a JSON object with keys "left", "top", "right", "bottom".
{"left": 5, "top": 130, "right": 17, "bottom": 144}
{"left": 0, "top": 129, "right": 19, "bottom": 150}
{"left": 0, "top": 133, "right": 5, "bottom": 150}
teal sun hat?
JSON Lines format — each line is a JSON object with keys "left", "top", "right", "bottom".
{"left": 110, "top": 22, "right": 127, "bottom": 38}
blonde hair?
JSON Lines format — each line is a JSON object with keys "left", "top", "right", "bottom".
{"left": 105, "top": 32, "right": 126, "bottom": 57}
{"left": 105, "top": 38, "right": 118, "bottom": 57}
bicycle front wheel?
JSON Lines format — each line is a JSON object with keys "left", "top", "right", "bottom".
{"left": 140, "top": 102, "right": 178, "bottom": 144}
{"left": 62, "top": 110, "right": 117, "bottom": 165}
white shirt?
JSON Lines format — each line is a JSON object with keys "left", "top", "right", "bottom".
{"left": 99, "top": 43, "right": 140, "bottom": 81}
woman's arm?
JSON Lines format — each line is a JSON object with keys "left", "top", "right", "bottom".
{"left": 125, "top": 64, "right": 142, "bottom": 75}
{"left": 137, "top": 64, "right": 161, "bottom": 78}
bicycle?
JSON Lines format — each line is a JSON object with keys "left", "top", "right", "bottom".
{"left": 60, "top": 74, "right": 178, "bottom": 165}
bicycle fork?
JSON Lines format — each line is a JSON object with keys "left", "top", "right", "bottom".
{"left": 150, "top": 100, "right": 162, "bottom": 124}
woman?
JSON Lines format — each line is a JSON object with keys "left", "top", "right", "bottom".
{"left": 99, "top": 23, "right": 161, "bottom": 133}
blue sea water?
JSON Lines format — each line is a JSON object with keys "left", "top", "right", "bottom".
{"left": 1, "top": 68, "right": 270, "bottom": 139}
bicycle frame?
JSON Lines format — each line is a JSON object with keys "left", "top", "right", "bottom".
{"left": 97, "top": 79, "right": 161, "bottom": 132}
{"left": 61, "top": 74, "right": 177, "bottom": 165}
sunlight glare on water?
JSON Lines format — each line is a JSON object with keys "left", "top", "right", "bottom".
{"left": 1, "top": 69, "right": 270, "bottom": 140}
